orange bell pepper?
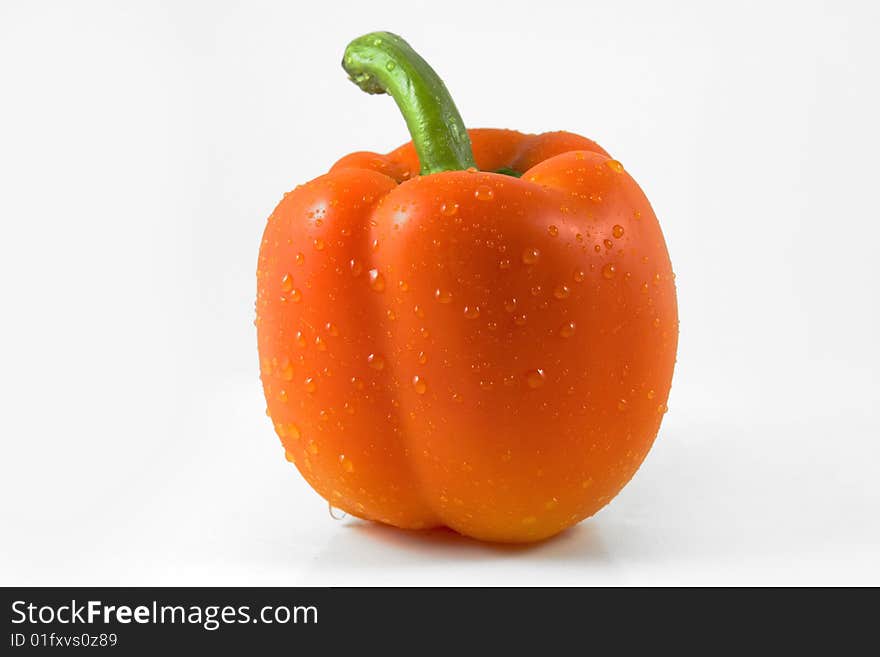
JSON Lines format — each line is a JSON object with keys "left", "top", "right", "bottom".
{"left": 256, "top": 32, "right": 678, "bottom": 542}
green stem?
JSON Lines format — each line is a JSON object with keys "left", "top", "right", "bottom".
{"left": 342, "top": 32, "right": 477, "bottom": 175}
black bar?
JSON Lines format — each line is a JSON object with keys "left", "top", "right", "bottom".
{"left": 1, "top": 587, "right": 873, "bottom": 652}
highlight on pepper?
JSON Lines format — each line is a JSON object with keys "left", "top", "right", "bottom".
{"left": 256, "top": 31, "right": 678, "bottom": 543}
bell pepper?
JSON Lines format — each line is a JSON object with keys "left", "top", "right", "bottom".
{"left": 256, "top": 32, "right": 678, "bottom": 543}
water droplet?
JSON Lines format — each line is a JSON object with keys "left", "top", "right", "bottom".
{"left": 474, "top": 185, "right": 494, "bottom": 201}
{"left": 573, "top": 270, "right": 586, "bottom": 283}
{"left": 385, "top": 60, "right": 396, "bottom": 71}
{"left": 548, "top": 225, "right": 559, "bottom": 237}
{"left": 479, "top": 378, "right": 495, "bottom": 391}
{"left": 513, "top": 313, "right": 527, "bottom": 326}
{"left": 313, "top": 238, "right": 325, "bottom": 251}
{"left": 386, "top": 308, "right": 397, "bottom": 321}
{"left": 604, "top": 239, "right": 614, "bottom": 250}
{"left": 414, "top": 304, "right": 425, "bottom": 318}
{"left": 526, "top": 369, "right": 546, "bottom": 389}
{"left": 605, "top": 159, "right": 625, "bottom": 173}
{"left": 351, "top": 376, "right": 364, "bottom": 390}
{"left": 612, "top": 224, "right": 625, "bottom": 239}
{"left": 280, "top": 274, "right": 294, "bottom": 293}
{"left": 367, "top": 353, "right": 385, "bottom": 370}
{"left": 559, "top": 320, "right": 576, "bottom": 338}
{"left": 278, "top": 389, "right": 288, "bottom": 403}
{"left": 653, "top": 317, "right": 661, "bottom": 328}
{"left": 350, "top": 258, "right": 363, "bottom": 277}
{"left": 398, "top": 279, "right": 409, "bottom": 292}
{"left": 417, "top": 351, "right": 427, "bottom": 365}
{"left": 530, "top": 285, "right": 542, "bottom": 297}
{"left": 647, "top": 389, "right": 656, "bottom": 400}
{"left": 325, "top": 322, "right": 339, "bottom": 336}
{"left": 275, "top": 422, "right": 300, "bottom": 440}
{"left": 463, "top": 305, "right": 480, "bottom": 319}
{"left": 504, "top": 297, "right": 518, "bottom": 312}
{"left": 440, "top": 201, "right": 459, "bottom": 216}
{"left": 553, "top": 284, "right": 571, "bottom": 299}
{"left": 294, "top": 331, "right": 306, "bottom": 348}
{"left": 339, "top": 454, "right": 354, "bottom": 472}
{"left": 499, "top": 258, "right": 511, "bottom": 270}
{"left": 295, "top": 252, "right": 305, "bottom": 265}
{"left": 617, "top": 399, "right": 629, "bottom": 411}
{"left": 368, "top": 269, "right": 386, "bottom": 292}
{"left": 657, "top": 403, "right": 668, "bottom": 415}
{"left": 307, "top": 441, "right": 319, "bottom": 455}
{"left": 303, "top": 377, "right": 317, "bottom": 393}
{"left": 412, "top": 375, "right": 427, "bottom": 394}
{"left": 602, "top": 263, "right": 616, "bottom": 279}
{"left": 434, "top": 288, "right": 453, "bottom": 304}
{"left": 588, "top": 192, "right": 603, "bottom": 203}
{"left": 522, "top": 247, "right": 541, "bottom": 265}
{"left": 290, "top": 288, "right": 302, "bottom": 302}
{"left": 314, "top": 335, "right": 327, "bottom": 351}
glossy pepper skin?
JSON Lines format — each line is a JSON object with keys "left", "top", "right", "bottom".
{"left": 256, "top": 33, "right": 677, "bottom": 543}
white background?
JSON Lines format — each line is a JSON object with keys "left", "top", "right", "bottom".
{"left": 1, "top": 0, "right": 878, "bottom": 586}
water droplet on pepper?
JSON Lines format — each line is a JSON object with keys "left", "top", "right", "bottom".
{"left": 474, "top": 185, "right": 494, "bottom": 201}
{"left": 522, "top": 247, "right": 541, "bottom": 265}
{"left": 368, "top": 269, "right": 385, "bottom": 292}
{"left": 526, "top": 369, "right": 546, "bottom": 389}
{"left": 559, "top": 321, "right": 576, "bottom": 338}
{"left": 434, "top": 288, "right": 453, "bottom": 304}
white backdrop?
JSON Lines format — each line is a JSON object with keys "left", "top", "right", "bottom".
{"left": 1, "top": 0, "right": 878, "bottom": 585}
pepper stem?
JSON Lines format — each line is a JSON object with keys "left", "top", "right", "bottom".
{"left": 342, "top": 32, "right": 477, "bottom": 175}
